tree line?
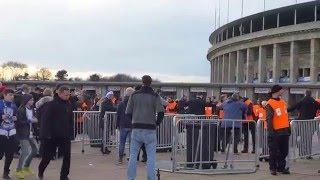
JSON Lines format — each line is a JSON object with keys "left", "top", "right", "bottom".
{"left": 0, "top": 61, "right": 160, "bottom": 82}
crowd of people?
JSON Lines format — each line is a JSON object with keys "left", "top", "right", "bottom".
{"left": 1, "top": 79, "right": 320, "bottom": 179}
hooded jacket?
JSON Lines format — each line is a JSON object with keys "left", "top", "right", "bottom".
{"left": 35, "top": 96, "right": 54, "bottom": 136}
{"left": 116, "top": 96, "right": 132, "bottom": 129}
{"left": 219, "top": 98, "right": 247, "bottom": 128}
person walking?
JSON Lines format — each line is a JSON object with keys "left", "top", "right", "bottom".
{"left": 218, "top": 94, "right": 247, "bottom": 154}
{"left": 99, "top": 91, "right": 117, "bottom": 154}
{"left": 266, "top": 85, "right": 291, "bottom": 175}
{"left": 15, "top": 94, "right": 38, "bottom": 179}
{"left": 116, "top": 87, "right": 135, "bottom": 164}
{"left": 287, "top": 90, "right": 320, "bottom": 159}
{"left": 242, "top": 97, "right": 256, "bottom": 153}
{"left": 38, "top": 86, "right": 73, "bottom": 180}
{"left": 0, "top": 88, "right": 18, "bottom": 180}
{"left": 126, "top": 75, "right": 164, "bottom": 180}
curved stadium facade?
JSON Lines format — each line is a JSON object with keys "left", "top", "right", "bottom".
{"left": 207, "top": 1, "right": 320, "bottom": 104}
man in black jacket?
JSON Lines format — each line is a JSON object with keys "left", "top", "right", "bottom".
{"left": 38, "top": 86, "right": 73, "bottom": 180}
{"left": 187, "top": 93, "right": 206, "bottom": 115}
{"left": 99, "top": 91, "right": 117, "bottom": 154}
{"left": 177, "top": 95, "right": 189, "bottom": 114}
{"left": 287, "top": 90, "right": 320, "bottom": 159}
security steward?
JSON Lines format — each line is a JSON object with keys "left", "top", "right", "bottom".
{"left": 266, "top": 85, "right": 290, "bottom": 175}
{"left": 242, "top": 97, "right": 256, "bottom": 153}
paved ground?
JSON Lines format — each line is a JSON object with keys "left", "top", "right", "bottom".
{"left": 1, "top": 143, "right": 320, "bottom": 180}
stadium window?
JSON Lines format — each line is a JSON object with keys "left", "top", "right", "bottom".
{"left": 304, "top": 68, "right": 310, "bottom": 77}
{"left": 296, "top": 5, "right": 314, "bottom": 24}
{"left": 281, "top": 70, "right": 288, "bottom": 77}
{"left": 279, "top": 9, "right": 295, "bottom": 27}
{"left": 252, "top": 17, "right": 263, "bottom": 32}
{"left": 264, "top": 13, "right": 277, "bottom": 30}
{"left": 317, "top": 5, "right": 320, "bottom": 21}
{"left": 299, "top": 68, "right": 303, "bottom": 77}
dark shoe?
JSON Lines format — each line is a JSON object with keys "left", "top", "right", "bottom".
{"left": 251, "top": 150, "right": 255, "bottom": 154}
{"left": 278, "top": 168, "right": 290, "bottom": 174}
{"left": 38, "top": 173, "right": 44, "bottom": 180}
{"left": 306, "top": 156, "right": 313, "bottom": 160}
{"left": 270, "top": 170, "right": 277, "bottom": 176}
{"left": 141, "top": 158, "right": 147, "bottom": 163}
{"left": 101, "top": 148, "right": 111, "bottom": 155}
{"left": 241, "top": 150, "right": 248, "bottom": 153}
{"left": 3, "top": 173, "right": 12, "bottom": 180}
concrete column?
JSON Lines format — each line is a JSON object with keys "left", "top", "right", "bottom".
{"left": 228, "top": 52, "right": 236, "bottom": 83}
{"left": 236, "top": 50, "right": 245, "bottom": 83}
{"left": 222, "top": 54, "right": 229, "bottom": 83}
{"left": 246, "top": 48, "right": 254, "bottom": 83}
{"left": 273, "top": 43, "right": 281, "bottom": 83}
{"left": 210, "top": 60, "right": 214, "bottom": 83}
{"left": 219, "top": 56, "right": 223, "bottom": 82}
{"left": 310, "top": 39, "right": 320, "bottom": 83}
{"left": 258, "top": 46, "right": 267, "bottom": 83}
{"left": 215, "top": 58, "right": 219, "bottom": 83}
{"left": 290, "top": 41, "right": 299, "bottom": 83}
{"left": 216, "top": 57, "right": 220, "bottom": 83}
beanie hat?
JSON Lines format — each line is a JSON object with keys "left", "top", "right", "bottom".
{"left": 21, "top": 94, "right": 33, "bottom": 107}
{"left": 105, "top": 91, "right": 114, "bottom": 99}
{"left": 125, "top": 87, "right": 135, "bottom": 96}
{"left": 270, "top": 85, "right": 283, "bottom": 94}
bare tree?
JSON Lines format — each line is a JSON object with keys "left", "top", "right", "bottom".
{"left": 36, "top": 68, "right": 52, "bottom": 81}
{"left": 88, "top": 74, "right": 101, "bottom": 81}
{"left": 1, "top": 61, "right": 28, "bottom": 81}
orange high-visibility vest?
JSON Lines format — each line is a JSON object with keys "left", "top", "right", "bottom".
{"left": 257, "top": 107, "right": 267, "bottom": 129}
{"left": 253, "top": 104, "right": 260, "bottom": 117}
{"left": 244, "top": 99, "right": 254, "bottom": 121}
{"left": 267, "top": 99, "right": 289, "bottom": 130}
{"left": 112, "top": 97, "right": 117, "bottom": 104}
{"left": 316, "top": 99, "right": 320, "bottom": 116}
{"left": 205, "top": 106, "right": 213, "bottom": 116}
{"left": 166, "top": 102, "right": 177, "bottom": 114}
{"left": 217, "top": 101, "right": 224, "bottom": 119}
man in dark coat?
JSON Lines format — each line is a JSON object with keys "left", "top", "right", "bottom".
{"left": 99, "top": 91, "right": 117, "bottom": 154}
{"left": 187, "top": 93, "right": 206, "bottom": 115}
{"left": 38, "top": 86, "right": 73, "bottom": 180}
{"left": 287, "top": 90, "right": 320, "bottom": 159}
{"left": 177, "top": 95, "right": 189, "bottom": 114}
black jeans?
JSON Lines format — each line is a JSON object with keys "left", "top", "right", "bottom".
{"left": 38, "top": 138, "right": 71, "bottom": 179}
{"left": 221, "top": 128, "right": 240, "bottom": 153}
{"left": 242, "top": 122, "right": 256, "bottom": 151}
{"left": 0, "top": 135, "right": 17, "bottom": 174}
{"left": 268, "top": 135, "right": 289, "bottom": 171}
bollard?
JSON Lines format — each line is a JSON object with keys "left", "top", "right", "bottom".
{"left": 157, "top": 168, "right": 160, "bottom": 180}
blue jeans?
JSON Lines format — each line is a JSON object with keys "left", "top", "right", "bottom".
{"left": 119, "top": 128, "right": 131, "bottom": 158}
{"left": 17, "top": 138, "right": 38, "bottom": 171}
{"left": 127, "top": 129, "right": 157, "bottom": 180}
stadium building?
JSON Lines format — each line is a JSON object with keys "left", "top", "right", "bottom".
{"left": 207, "top": 1, "right": 320, "bottom": 104}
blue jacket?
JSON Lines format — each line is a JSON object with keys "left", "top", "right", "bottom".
{"left": 0, "top": 100, "right": 18, "bottom": 135}
{"left": 219, "top": 98, "right": 247, "bottom": 128}
{"left": 116, "top": 96, "right": 132, "bottom": 129}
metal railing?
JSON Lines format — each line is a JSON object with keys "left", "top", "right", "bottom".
{"left": 168, "top": 116, "right": 258, "bottom": 175}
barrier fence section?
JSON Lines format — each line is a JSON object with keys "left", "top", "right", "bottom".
{"left": 290, "top": 119, "right": 320, "bottom": 160}
{"left": 256, "top": 119, "right": 320, "bottom": 165}
{"left": 167, "top": 116, "right": 258, "bottom": 175}
{"left": 73, "top": 111, "right": 102, "bottom": 154}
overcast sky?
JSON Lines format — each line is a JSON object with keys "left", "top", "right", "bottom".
{"left": 0, "top": 0, "right": 314, "bottom": 82}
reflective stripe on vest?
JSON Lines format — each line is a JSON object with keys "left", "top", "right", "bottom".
{"left": 267, "top": 99, "right": 289, "bottom": 130}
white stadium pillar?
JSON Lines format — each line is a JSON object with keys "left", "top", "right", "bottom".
{"left": 258, "top": 46, "right": 267, "bottom": 83}
{"left": 273, "top": 43, "right": 281, "bottom": 83}
{"left": 290, "top": 41, "right": 299, "bottom": 83}
{"left": 310, "top": 39, "right": 320, "bottom": 83}
{"left": 246, "top": 48, "right": 254, "bottom": 83}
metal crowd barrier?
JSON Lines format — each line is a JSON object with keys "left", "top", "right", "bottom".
{"left": 290, "top": 119, "right": 320, "bottom": 160}
{"left": 160, "top": 116, "right": 259, "bottom": 175}
{"left": 72, "top": 111, "right": 102, "bottom": 154}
